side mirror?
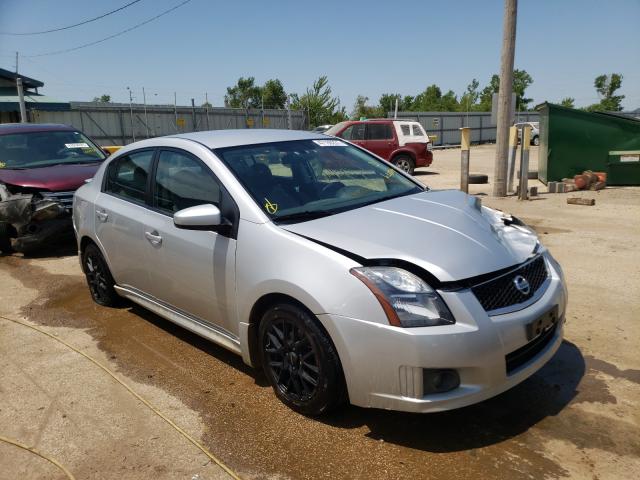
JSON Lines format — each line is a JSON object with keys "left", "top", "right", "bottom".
{"left": 173, "top": 204, "right": 222, "bottom": 230}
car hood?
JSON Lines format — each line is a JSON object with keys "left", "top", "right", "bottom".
{"left": 282, "top": 189, "right": 539, "bottom": 282}
{"left": 0, "top": 162, "right": 101, "bottom": 191}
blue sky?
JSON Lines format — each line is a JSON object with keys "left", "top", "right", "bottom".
{"left": 1, "top": 0, "right": 638, "bottom": 110}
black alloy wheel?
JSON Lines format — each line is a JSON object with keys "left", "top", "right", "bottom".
{"left": 259, "top": 303, "right": 345, "bottom": 415}
{"left": 82, "top": 243, "right": 119, "bottom": 307}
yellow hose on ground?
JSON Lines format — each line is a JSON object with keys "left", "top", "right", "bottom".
{"left": 0, "top": 434, "right": 76, "bottom": 480}
{"left": 0, "top": 314, "right": 242, "bottom": 480}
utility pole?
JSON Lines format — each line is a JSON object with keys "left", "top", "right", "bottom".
{"left": 174, "top": 92, "right": 178, "bottom": 132}
{"left": 127, "top": 87, "right": 136, "bottom": 142}
{"left": 492, "top": 0, "right": 517, "bottom": 197}
{"left": 205, "top": 92, "right": 210, "bottom": 130}
{"left": 16, "top": 78, "right": 27, "bottom": 123}
{"left": 191, "top": 98, "right": 197, "bottom": 131}
{"left": 142, "top": 87, "right": 149, "bottom": 138}
{"left": 15, "top": 51, "right": 19, "bottom": 74}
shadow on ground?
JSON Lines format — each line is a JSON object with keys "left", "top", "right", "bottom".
{"left": 318, "top": 341, "right": 584, "bottom": 452}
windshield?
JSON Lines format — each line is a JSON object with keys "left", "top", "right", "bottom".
{"left": 214, "top": 139, "right": 424, "bottom": 223}
{"left": 0, "top": 130, "right": 106, "bottom": 169}
{"left": 324, "top": 122, "right": 348, "bottom": 136}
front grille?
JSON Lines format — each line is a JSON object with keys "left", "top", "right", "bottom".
{"left": 505, "top": 322, "right": 557, "bottom": 374}
{"left": 471, "top": 255, "right": 548, "bottom": 313}
{"left": 41, "top": 191, "right": 75, "bottom": 210}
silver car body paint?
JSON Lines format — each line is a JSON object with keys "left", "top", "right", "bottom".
{"left": 73, "top": 129, "right": 567, "bottom": 413}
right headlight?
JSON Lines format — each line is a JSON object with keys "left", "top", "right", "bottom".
{"left": 350, "top": 266, "right": 455, "bottom": 327}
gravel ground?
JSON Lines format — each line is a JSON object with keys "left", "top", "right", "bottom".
{"left": 0, "top": 144, "right": 638, "bottom": 479}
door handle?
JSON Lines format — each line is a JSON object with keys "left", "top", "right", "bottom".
{"left": 95, "top": 210, "right": 108, "bottom": 222}
{"left": 144, "top": 231, "right": 163, "bottom": 246}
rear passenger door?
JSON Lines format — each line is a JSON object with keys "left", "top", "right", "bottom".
{"left": 141, "top": 149, "right": 239, "bottom": 336}
{"left": 96, "top": 149, "right": 155, "bottom": 293}
{"left": 364, "top": 123, "right": 396, "bottom": 160}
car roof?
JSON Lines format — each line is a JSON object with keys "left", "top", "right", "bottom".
{"left": 0, "top": 123, "right": 76, "bottom": 135}
{"left": 167, "top": 129, "right": 329, "bottom": 149}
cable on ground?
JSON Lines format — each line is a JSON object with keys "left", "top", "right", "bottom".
{"left": 0, "top": 314, "right": 242, "bottom": 480}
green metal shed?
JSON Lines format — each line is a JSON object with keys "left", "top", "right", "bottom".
{"left": 536, "top": 102, "right": 640, "bottom": 185}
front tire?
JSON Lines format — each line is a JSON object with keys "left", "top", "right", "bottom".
{"left": 82, "top": 243, "right": 120, "bottom": 307}
{"left": 532, "top": 136, "right": 540, "bottom": 146}
{"left": 392, "top": 155, "right": 415, "bottom": 175}
{"left": 258, "top": 303, "right": 345, "bottom": 416}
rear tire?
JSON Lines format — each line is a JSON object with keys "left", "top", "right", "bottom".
{"left": 82, "top": 243, "right": 120, "bottom": 307}
{"left": 258, "top": 303, "right": 346, "bottom": 416}
{"left": 532, "top": 136, "right": 539, "bottom": 146}
{"left": 0, "top": 222, "right": 13, "bottom": 254}
{"left": 392, "top": 155, "right": 415, "bottom": 175}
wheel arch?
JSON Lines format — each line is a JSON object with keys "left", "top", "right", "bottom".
{"left": 390, "top": 148, "right": 416, "bottom": 162}
{"left": 245, "top": 292, "right": 340, "bottom": 372}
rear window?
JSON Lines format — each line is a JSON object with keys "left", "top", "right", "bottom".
{"left": 412, "top": 124, "right": 424, "bottom": 136}
{"left": 104, "top": 150, "right": 154, "bottom": 202}
{"left": 400, "top": 124, "right": 411, "bottom": 135}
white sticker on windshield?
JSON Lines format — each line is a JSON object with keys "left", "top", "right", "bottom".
{"left": 313, "top": 139, "right": 347, "bottom": 147}
{"left": 65, "top": 142, "right": 90, "bottom": 149}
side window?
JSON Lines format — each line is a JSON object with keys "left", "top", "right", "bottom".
{"left": 412, "top": 124, "right": 424, "bottom": 136}
{"left": 154, "top": 150, "right": 221, "bottom": 214}
{"left": 367, "top": 124, "right": 393, "bottom": 140}
{"left": 400, "top": 124, "right": 411, "bottom": 136}
{"left": 105, "top": 150, "right": 154, "bottom": 202}
{"left": 340, "top": 124, "right": 365, "bottom": 140}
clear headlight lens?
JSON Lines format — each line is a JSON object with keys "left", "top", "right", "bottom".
{"left": 350, "top": 266, "right": 455, "bottom": 327}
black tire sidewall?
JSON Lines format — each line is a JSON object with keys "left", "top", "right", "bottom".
{"left": 82, "top": 243, "right": 119, "bottom": 307}
{"left": 258, "top": 303, "right": 344, "bottom": 416}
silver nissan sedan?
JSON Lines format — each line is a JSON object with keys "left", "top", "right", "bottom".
{"left": 73, "top": 129, "right": 567, "bottom": 415}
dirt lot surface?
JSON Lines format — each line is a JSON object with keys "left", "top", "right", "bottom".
{"left": 1, "top": 144, "right": 639, "bottom": 479}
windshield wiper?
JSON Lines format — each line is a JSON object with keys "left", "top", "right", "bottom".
{"left": 274, "top": 210, "right": 335, "bottom": 223}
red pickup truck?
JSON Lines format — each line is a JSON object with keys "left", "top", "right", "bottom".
{"left": 325, "top": 119, "right": 433, "bottom": 175}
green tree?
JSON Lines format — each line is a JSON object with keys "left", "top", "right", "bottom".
{"left": 477, "top": 69, "right": 534, "bottom": 111}
{"left": 351, "top": 95, "right": 384, "bottom": 119}
{"left": 560, "top": 97, "right": 575, "bottom": 108}
{"left": 440, "top": 89, "right": 458, "bottom": 111}
{"left": 458, "top": 79, "right": 480, "bottom": 112}
{"left": 92, "top": 94, "right": 111, "bottom": 103}
{"left": 413, "top": 85, "right": 443, "bottom": 111}
{"left": 225, "top": 77, "right": 262, "bottom": 108}
{"left": 586, "top": 73, "right": 624, "bottom": 111}
{"left": 379, "top": 93, "right": 407, "bottom": 114}
{"left": 291, "top": 76, "right": 347, "bottom": 127}
{"left": 262, "top": 79, "right": 287, "bottom": 109}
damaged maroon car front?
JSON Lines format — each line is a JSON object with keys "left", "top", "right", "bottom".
{"left": 0, "top": 123, "right": 106, "bottom": 253}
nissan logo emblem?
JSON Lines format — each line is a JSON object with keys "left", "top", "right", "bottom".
{"left": 513, "top": 275, "right": 531, "bottom": 295}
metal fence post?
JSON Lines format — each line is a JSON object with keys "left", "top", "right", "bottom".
{"left": 518, "top": 125, "right": 531, "bottom": 200}
{"left": 460, "top": 127, "right": 471, "bottom": 193}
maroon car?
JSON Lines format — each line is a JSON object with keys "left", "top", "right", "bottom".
{"left": 0, "top": 123, "right": 106, "bottom": 253}
{"left": 325, "top": 119, "right": 433, "bottom": 174}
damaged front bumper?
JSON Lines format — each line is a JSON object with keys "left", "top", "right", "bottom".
{"left": 0, "top": 184, "right": 74, "bottom": 252}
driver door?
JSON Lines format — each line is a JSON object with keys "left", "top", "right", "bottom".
{"left": 141, "top": 149, "right": 239, "bottom": 336}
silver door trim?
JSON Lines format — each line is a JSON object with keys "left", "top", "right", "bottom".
{"left": 114, "top": 285, "right": 241, "bottom": 355}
